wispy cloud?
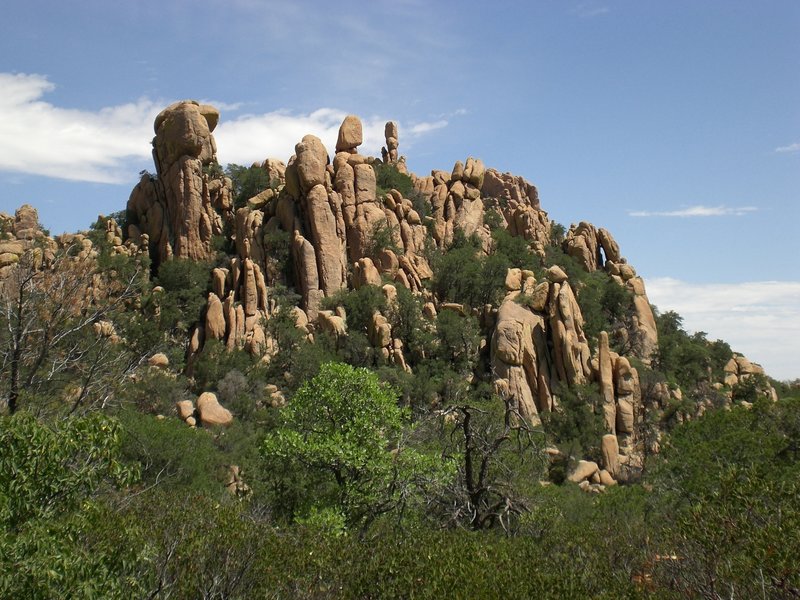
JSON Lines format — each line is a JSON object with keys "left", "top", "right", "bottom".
{"left": 407, "top": 120, "right": 449, "bottom": 135}
{"left": 0, "top": 72, "right": 450, "bottom": 184}
{"left": 646, "top": 278, "right": 800, "bottom": 381}
{"left": 571, "top": 3, "right": 610, "bottom": 18}
{"left": 0, "top": 73, "right": 160, "bottom": 183}
{"left": 628, "top": 205, "right": 757, "bottom": 218}
{"left": 775, "top": 142, "right": 800, "bottom": 153}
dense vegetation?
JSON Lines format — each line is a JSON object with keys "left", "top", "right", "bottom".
{"left": 1, "top": 203, "right": 797, "bottom": 599}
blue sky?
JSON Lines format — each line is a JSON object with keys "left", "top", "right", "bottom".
{"left": 1, "top": 0, "right": 798, "bottom": 379}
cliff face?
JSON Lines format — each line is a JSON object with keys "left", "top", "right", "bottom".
{"left": 119, "top": 101, "right": 664, "bottom": 480}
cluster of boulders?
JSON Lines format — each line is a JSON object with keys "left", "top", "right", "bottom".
{"left": 0, "top": 205, "right": 53, "bottom": 272}
{"left": 564, "top": 221, "right": 658, "bottom": 362}
{"left": 491, "top": 264, "right": 644, "bottom": 484}
{"left": 115, "top": 101, "right": 788, "bottom": 491}
{"left": 176, "top": 391, "right": 233, "bottom": 428}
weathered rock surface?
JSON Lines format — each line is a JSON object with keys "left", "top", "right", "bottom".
{"left": 196, "top": 391, "right": 233, "bottom": 426}
{"left": 127, "top": 101, "right": 233, "bottom": 266}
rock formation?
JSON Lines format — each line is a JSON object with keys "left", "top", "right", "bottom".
{"left": 126, "top": 100, "right": 234, "bottom": 267}
{"left": 114, "top": 102, "right": 782, "bottom": 488}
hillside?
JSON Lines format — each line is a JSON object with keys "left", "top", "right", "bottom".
{"left": 0, "top": 100, "right": 797, "bottom": 598}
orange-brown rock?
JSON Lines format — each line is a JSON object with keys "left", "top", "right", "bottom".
{"left": 196, "top": 391, "right": 233, "bottom": 426}
{"left": 336, "top": 115, "right": 363, "bottom": 153}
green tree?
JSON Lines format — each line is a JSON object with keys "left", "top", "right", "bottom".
{"left": 648, "top": 397, "right": 800, "bottom": 597}
{"left": 0, "top": 412, "right": 144, "bottom": 599}
{"left": 0, "top": 243, "right": 146, "bottom": 415}
{"left": 261, "top": 362, "right": 450, "bottom": 530}
{"left": 373, "top": 162, "right": 414, "bottom": 199}
{"left": 225, "top": 163, "right": 273, "bottom": 209}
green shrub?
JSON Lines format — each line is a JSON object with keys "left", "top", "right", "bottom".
{"left": 322, "top": 285, "right": 387, "bottom": 336}
{"left": 117, "top": 410, "right": 223, "bottom": 493}
{"left": 155, "top": 258, "right": 213, "bottom": 335}
{"left": 225, "top": 163, "right": 274, "bottom": 209}
{"left": 373, "top": 162, "right": 414, "bottom": 199}
{"left": 262, "top": 363, "right": 449, "bottom": 529}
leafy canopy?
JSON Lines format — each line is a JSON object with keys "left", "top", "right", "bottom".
{"left": 261, "top": 362, "right": 450, "bottom": 529}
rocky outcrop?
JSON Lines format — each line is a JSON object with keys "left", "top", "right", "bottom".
{"left": 126, "top": 101, "right": 234, "bottom": 267}
{"left": 563, "top": 221, "right": 658, "bottom": 363}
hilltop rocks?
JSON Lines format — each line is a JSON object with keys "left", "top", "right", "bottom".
{"left": 126, "top": 101, "right": 233, "bottom": 266}
{"left": 561, "top": 221, "right": 658, "bottom": 363}
{"left": 153, "top": 101, "right": 218, "bottom": 170}
{"left": 295, "top": 135, "right": 329, "bottom": 194}
{"left": 382, "top": 121, "right": 400, "bottom": 163}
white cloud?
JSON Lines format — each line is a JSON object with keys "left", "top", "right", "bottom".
{"left": 775, "top": 142, "right": 800, "bottom": 153}
{"left": 214, "top": 108, "right": 387, "bottom": 165}
{"left": 407, "top": 120, "right": 449, "bottom": 136}
{"left": 214, "top": 109, "right": 447, "bottom": 166}
{"left": 646, "top": 277, "right": 800, "bottom": 381}
{"left": 0, "top": 72, "right": 450, "bottom": 183}
{"left": 0, "top": 73, "right": 160, "bottom": 183}
{"left": 629, "top": 205, "right": 757, "bottom": 217}
{"left": 571, "top": 3, "right": 610, "bottom": 18}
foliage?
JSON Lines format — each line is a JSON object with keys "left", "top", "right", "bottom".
{"left": 190, "top": 338, "right": 261, "bottom": 393}
{"left": 323, "top": 284, "right": 387, "bottom": 336}
{"left": 0, "top": 243, "right": 146, "bottom": 415}
{"left": 116, "top": 365, "right": 192, "bottom": 415}
{"left": 648, "top": 397, "right": 800, "bottom": 597}
{"left": 386, "top": 284, "right": 436, "bottom": 365}
{"left": 550, "top": 221, "right": 567, "bottom": 246}
{"left": 731, "top": 372, "right": 773, "bottom": 404}
{"left": 432, "top": 228, "right": 540, "bottom": 309}
{"left": 263, "top": 227, "right": 293, "bottom": 284}
{"left": 541, "top": 383, "right": 606, "bottom": 463}
{"left": 225, "top": 163, "right": 273, "bottom": 209}
{"left": 434, "top": 310, "right": 481, "bottom": 374}
{"left": 0, "top": 413, "right": 145, "bottom": 599}
{"left": 577, "top": 271, "right": 634, "bottom": 350}
{"left": 0, "top": 501, "right": 147, "bottom": 600}
{"left": 0, "top": 412, "right": 136, "bottom": 528}
{"left": 261, "top": 362, "right": 450, "bottom": 530}
{"left": 425, "top": 389, "right": 547, "bottom": 532}
{"left": 373, "top": 162, "right": 414, "bottom": 199}
{"left": 366, "top": 218, "right": 403, "bottom": 257}
{"left": 117, "top": 410, "right": 224, "bottom": 494}
{"left": 653, "top": 309, "right": 732, "bottom": 391}
{"left": 153, "top": 258, "right": 212, "bottom": 336}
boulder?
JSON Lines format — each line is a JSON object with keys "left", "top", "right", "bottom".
{"left": 546, "top": 266, "right": 568, "bottom": 283}
{"left": 176, "top": 400, "right": 195, "bottom": 421}
{"left": 568, "top": 460, "right": 599, "bottom": 483}
{"left": 148, "top": 353, "right": 170, "bottom": 369}
{"left": 336, "top": 115, "right": 363, "bottom": 153}
{"left": 196, "top": 392, "right": 233, "bottom": 426}
{"left": 295, "top": 135, "right": 328, "bottom": 194}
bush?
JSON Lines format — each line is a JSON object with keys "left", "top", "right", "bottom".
{"left": 653, "top": 310, "right": 732, "bottom": 391}
{"left": 373, "top": 162, "right": 414, "bottom": 199}
{"left": 261, "top": 363, "right": 448, "bottom": 529}
{"left": 117, "top": 410, "right": 223, "bottom": 494}
{"left": 648, "top": 397, "right": 800, "bottom": 597}
{"left": 322, "top": 285, "right": 387, "bottom": 336}
{"left": 225, "top": 163, "right": 274, "bottom": 209}
{"left": 155, "top": 258, "right": 213, "bottom": 335}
